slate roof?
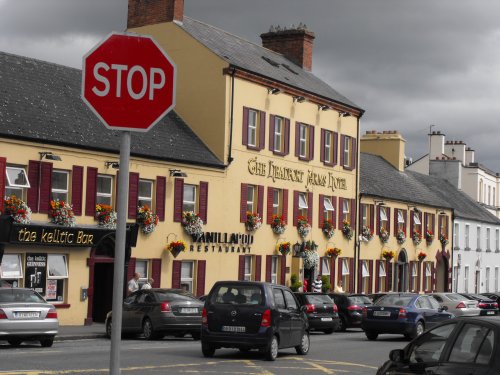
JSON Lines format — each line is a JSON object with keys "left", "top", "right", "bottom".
{"left": 0, "top": 51, "right": 224, "bottom": 169}
{"left": 179, "top": 17, "right": 363, "bottom": 112}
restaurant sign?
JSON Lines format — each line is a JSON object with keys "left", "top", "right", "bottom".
{"left": 189, "top": 232, "right": 253, "bottom": 254}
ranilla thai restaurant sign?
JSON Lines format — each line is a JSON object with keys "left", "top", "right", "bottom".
{"left": 189, "top": 232, "right": 253, "bottom": 253}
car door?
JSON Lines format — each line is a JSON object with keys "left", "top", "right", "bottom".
{"left": 122, "top": 292, "right": 139, "bottom": 331}
{"left": 272, "top": 288, "right": 291, "bottom": 348}
{"left": 418, "top": 296, "right": 443, "bottom": 328}
{"left": 283, "top": 289, "right": 303, "bottom": 346}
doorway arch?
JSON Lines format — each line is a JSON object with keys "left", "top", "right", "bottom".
{"left": 435, "top": 249, "right": 450, "bottom": 292}
{"left": 395, "top": 249, "right": 409, "bottom": 292}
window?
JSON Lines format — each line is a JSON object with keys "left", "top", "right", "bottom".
{"left": 425, "top": 262, "right": 432, "bottom": 291}
{"left": 322, "top": 257, "right": 331, "bottom": 279}
{"left": 248, "top": 109, "right": 258, "bottom": 147}
{"left": 321, "top": 130, "right": 337, "bottom": 165}
{"left": 486, "top": 268, "right": 490, "bottom": 292}
{"left": 342, "top": 259, "right": 350, "bottom": 292}
{"left": 379, "top": 262, "right": 386, "bottom": 292}
{"left": 272, "top": 188, "right": 282, "bottom": 216}
{"left": 486, "top": 228, "right": 491, "bottom": 250}
{"left": 324, "top": 130, "right": 332, "bottom": 163}
{"left": 342, "top": 199, "right": 350, "bottom": 224}
{"left": 464, "top": 266, "right": 469, "bottom": 293}
{"left": 488, "top": 186, "right": 491, "bottom": 205}
{"left": 51, "top": 170, "right": 69, "bottom": 202}
{"left": 0, "top": 254, "right": 23, "bottom": 287}
{"left": 180, "top": 261, "right": 194, "bottom": 292}
{"left": 273, "top": 116, "right": 284, "bottom": 153}
{"left": 244, "top": 256, "right": 252, "bottom": 281}
{"left": 183, "top": 184, "right": 197, "bottom": 212}
{"left": 295, "top": 123, "right": 313, "bottom": 160}
{"left": 343, "top": 136, "right": 351, "bottom": 168}
{"left": 271, "top": 256, "right": 278, "bottom": 284}
{"left": 298, "top": 192, "right": 308, "bottom": 218}
{"left": 413, "top": 211, "right": 422, "bottom": 235}
{"left": 283, "top": 290, "right": 298, "bottom": 310}
{"left": 454, "top": 223, "right": 459, "bottom": 248}
{"left": 380, "top": 206, "right": 388, "bottom": 230}
{"left": 273, "top": 288, "right": 286, "bottom": 309}
{"left": 465, "top": 225, "right": 470, "bottom": 249}
{"left": 96, "top": 175, "right": 113, "bottom": 206}
{"left": 299, "top": 123, "right": 307, "bottom": 158}
{"left": 496, "top": 229, "right": 500, "bottom": 251}
{"left": 496, "top": 267, "right": 499, "bottom": 293}
{"left": 135, "top": 260, "right": 149, "bottom": 288}
{"left": 397, "top": 210, "right": 405, "bottom": 232}
{"left": 479, "top": 179, "right": 483, "bottom": 202}
{"left": 246, "top": 185, "right": 257, "bottom": 214}
{"left": 5, "top": 166, "right": 30, "bottom": 199}
{"left": 440, "top": 216, "right": 448, "bottom": 238}
{"left": 323, "top": 197, "right": 335, "bottom": 222}
{"left": 361, "top": 260, "right": 370, "bottom": 293}
{"left": 138, "top": 179, "right": 153, "bottom": 208}
{"left": 361, "top": 204, "right": 369, "bottom": 227}
{"left": 477, "top": 226, "right": 481, "bottom": 250}
{"left": 411, "top": 263, "right": 418, "bottom": 292}
{"left": 46, "top": 254, "right": 68, "bottom": 303}
{"left": 409, "top": 323, "right": 456, "bottom": 364}
{"left": 425, "top": 213, "right": 434, "bottom": 234}
{"left": 449, "top": 324, "right": 492, "bottom": 364}
{"left": 453, "top": 266, "right": 459, "bottom": 292}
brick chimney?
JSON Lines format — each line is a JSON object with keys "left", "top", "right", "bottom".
{"left": 260, "top": 24, "right": 315, "bottom": 71}
{"left": 128, "top": 0, "right": 184, "bottom": 29}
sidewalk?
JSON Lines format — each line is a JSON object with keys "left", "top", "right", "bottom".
{"left": 55, "top": 323, "right": 106, "bottom": 341}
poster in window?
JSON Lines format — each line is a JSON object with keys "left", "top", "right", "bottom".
{"left": 46, "top": 279, "right": 57, "bottom": 300}
{"left": 24, "top": 253, "right": 47, "bottom": 295}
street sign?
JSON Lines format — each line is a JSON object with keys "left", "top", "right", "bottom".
{"left": 82, "top": 32, "right": 176, "bottom": 132}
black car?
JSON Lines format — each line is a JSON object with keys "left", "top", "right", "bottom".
{"left": 481, "top": 292, "right": 500, "bottom": 305}
{"left": 328, "top": 293, "right": 370, "bottom": 331}
{"left": 377, "top": 316, "right": 500, "bottom": 374}
{"left": 105, "top": 288, "right": 203, "bottom": 340}
{"left": 294, "top": 293, "right": 340, "bottom": 334}
{"left": 459, "top": 293, "right": 499, "bottom": 316}
{"left": 201, "top": 281, "right": 310, "bottom": 361}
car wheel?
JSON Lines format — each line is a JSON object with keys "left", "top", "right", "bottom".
{"left": 410, "top": 321, "right": 425, "bottom": 339}
{"left": 191, "top": 332, "right": 201, "bottom": 341}
{"left": 40, "top": 338, "right": 54, "bottom": 347}
{"left": 365, "top": 331, "right": 378, "bottom": 341}
{"left": 295, "top": 332, "right": 310, "bottom": 355}
{"left": 8, "top": 339, "right": 22, "bottom": 347}
{"left": 336, "top": 316, "right": 347, "bottom": 332}
{"left": 202, "top": 342, "right": 216, "bottom": 357}
{"left": 105, "top": 319, "right": 112, "bottom": 339}
{"left": 142, "top": 318, "right": 156, "bottom": 340}
{"left": 323, "top": 328, "right": 334, "bottom": 334}
{"left": 265, "top": 335, "right": 279, "bottom": 361}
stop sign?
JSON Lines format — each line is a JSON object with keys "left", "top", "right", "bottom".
{"left": 82, "top": 32, "right": 176, "bottom": 132}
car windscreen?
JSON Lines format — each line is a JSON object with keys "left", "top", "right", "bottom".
{"left": 155, "top": 292, "right": 198, "bottom": 302}
{"left": 305, "top": 294, "right": 333, "bottom": 304}
{"left": 0, "top": 289, "right": 46, "bottom": 303}
{"left": 349, "top": 296, "right": 372, "bottom": 304}
{"left": 446, "top": 294, "right": 468, "bottom": 302}
{"left": 211, "top": 285, "right": 264, "bottom": 306}
{"left": 376, "top": 295, "right": 414, "bottom": 307}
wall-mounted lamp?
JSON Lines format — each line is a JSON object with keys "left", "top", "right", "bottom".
{"left": 339, "top": 111, "right": 351, "bottom": 117}
{"left": 104, "top": 161, "right": 120, "bottom": 169}
{"left": 436, "top": 209, "right": 446, "bottom": 215}
{"left": 374, "top": 200, "right": 386, "bottom": 206}
{"left": 407, "top": 205, "right": 420, "bottom": 213}
{"left": 293, "top": 241, "right": 303, "bottom": 257}
{"left": 39, "top": 152, "right": 62, "bottom": 161}
{"left": 293, "top": 96, "right": 306, "bottom": 103}
{"left": 169, "top": 169, "right": 188, "bottom": 177}
{"left": 267, "top": 87, "right": 282, "bottom": 95}
{"left": 318, "top": 104, "right": 331, "bottom": 111}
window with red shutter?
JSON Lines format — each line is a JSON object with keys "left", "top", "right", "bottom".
{"left": 196, "top": 260, "right": 206, "bottom": 296}
{"left": 71, "top": 166, "right": 83, "bottom": 216}
{"left": 173, "top": 178, "right": 184, "bottom": 222}
{"left": 265, "top": 255, "right": 272, "bottom": 282}
{"left": 85, "top": 167, "right": 98, "bottom": 217}
{"left": 282, "top": 189, "right": 288, "bottom": 224}
{"left": 27, "top": 160, "right": 40, "bottom": 213}
{"left": 199, "top": 181, "right": 208, "bottom": 224}
{"left": 39, "top": 162, "right": 53, "bottom": 214}
{"left": 269, "top": 115, "right": 288, "bottom": 155}
{"left": 151, "top": 259, "right": 162, "bottom": 288}
{"left": 172, "top": 261, "right": 182, "bottom": 289}
{"left": 128, "top": 172, "right": 139, "bottom": 219}
{"left": 242, "top": 107, "right": 266, "bottom": 150}
{"left": 318, "top": 195, "right": 325, "bottom": 228}
{"left": 308, "top": 126, "right": 315, "bottom": 161}
{"left": 155, "top": 176, "right": 166, "bottom": 221}
{"left": 240, "top": 184, "right": 248, "bottom": 223}
{"left": 238, "top": 255, "right": 245, "bottom": 281}
{"left": 266, "top": 187, "right": 274, "bottom": 224}
{"left": 254, "top": 256, "right": 262, "bottom": 281}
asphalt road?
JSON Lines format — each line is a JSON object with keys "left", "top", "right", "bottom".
{"left": 0, "top": 329, "right": 409, "bottom": 374}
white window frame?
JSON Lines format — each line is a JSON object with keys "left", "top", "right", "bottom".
{"left": 477, "top": 226, "right": 481, "bottom": 250}
{"left": 138, "top": 179, "right": 153, "bottom": 208}
{"left": 454, "top": 223, "right": 459, "bottom": 248}
{"left": 0, "top": 254, "right": 23, "bottom": 279}
{"left": 496, "top": 229, "right": 500, "bottom": 251}
{"left": 322, "top": 258, "right": 331, "bottom": 277}
{"left": 495, "top": 267, "right": 499, "bottom": 292}
{"left": 51, "top": 170, "right": 69, "bottom": 202}
{"left": 324, "top": 131, "right": 332, "bottom": 163}
{"left": 180, "top": 261, "right": 194, "bottom": 293}
{"left": 298, "top": 192, "right": 308, "bottom": 218}
{"left": 135, "top": 260, "right": 149, "bottom": 287}
{"left": 361, "top": 260, "right": 370, "bottom": 293}
{"left": 413, "top": 212, "right": 421, "bottom": 225}
{"left": 46, "top": 254, "right": 69, "bottom": 303}
{"left": 271, "top": 256, "right": 278, "bottom": 284}
{"left": 379, "top": 261, "right": 386, "bottom": 292}
{"left": 47, "top": 254, "right": 68, "bottom": 279}
{"left": 272, "top": 189, "right": 281, "bottom": 216}
{"left": 273, "top": 116, "right": 283, "bottom": 153}
{"left": 464, "top": 266, "right": 469, "bottom": 293}
{"left": 248, "top": 109, "right": 258, "bottom": 147}
{"left": 380, "top": 206, "right": 388, "bottom": 230}
{"left": 183, "top": 184, "right": 197, "bottom": 213}
{"left": 244, "top": 255, "right": 253, "bottom": 281}
{"left": 246, "top": 185, "right": 256, "bottom": 214}
{"left": 486, "top": 267, "right": 490, "bottom": 292}
{"left": 343, "top": 136, "right": 350, "bottom": 167}
{"left": 361, "top": 204, "right": 368, "bottom": 227}
{"left": 342, "top": 258, "right": 350, "bottom": 291}
{"left": 411, "top": 262, "right": 418, "bottom": 292}
{"left": 324, "top": 197, "right": 334, "bottom": 221}
{"left": 465, "top": 224, "right": 470, "bottom": 249}
{"left": 96, "top": 175, "right": 113, "bottom": 206}
{"left": 5, "top": 166, "right": 31, "bottom": 199}
{"left": 299, "top": 123, "right": 307, "bottom": 158}
{"left": 425, "top": 262, "right": 432, "bottom": 291}
{"left": 342, "top": 199, "right": 350, "bottom": 222}
{"left": 397, "top": 210, "right": 405, "bottom": 231}
{"left": 487, "top": 228, "right": 491, "bottom": 250}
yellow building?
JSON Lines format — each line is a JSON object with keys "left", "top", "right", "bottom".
{"left": 0, "top": 0, "right": 363, "bottom": 325}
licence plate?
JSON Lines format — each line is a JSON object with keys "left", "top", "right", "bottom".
{"left": 180, "top": 308, "right": 198, "bottom": 314}
{"left": 374, "top": 311, "right": 391, "bottom": 317}
{"left": 222, "top": 325, "right": 246, "bottom": 333}
{"left": 14, "top": 311, "right": 40, "bottom": 319}
{"left": 487, "top": 311, "right": 495, "bottom": 315}
{"left": 321, "top": 317, "right": 333, "bottom": 322}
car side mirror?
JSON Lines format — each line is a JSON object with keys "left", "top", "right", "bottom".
{"left": 389, "top": 349, "right": 405, "bottom": 362}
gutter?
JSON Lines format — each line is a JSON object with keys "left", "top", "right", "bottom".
{"left": 354, "top": 116, "right": 361, "bottom": 293}
{"left": 227, "top": 66, "right": 236, "bottom": 165}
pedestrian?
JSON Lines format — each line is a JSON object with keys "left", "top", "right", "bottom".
{"left": 141, "top": 278, "right": 154, "bottom": 289}
{"left": 127, "top": 272, "right": 141, "bottom": 294}
{"left": 312, "top": 275, "right": 323, "bottom": 293}
{"left": 334, "top": 279, "right": 344, "bottom": 293}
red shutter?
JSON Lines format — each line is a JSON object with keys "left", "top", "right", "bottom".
{"left": 350, "top": 199, "right": 356, "bottom": 233}
{"left": 155, "top": 176, "right": 166, "bottom": 221}
{"left": 282, "top": 189, "right": 289, "bottom": 224}
{"left": 27, "top": 160, "right": 40, "bottom": 212}
{"left": 39, "top": 162, "right": 53, "bottom": 214}
{"left": 386, "top": 260, "right": 392, "bottom": 292}
{"left": 254, "top": 255, "right": 262, "bottom": 282}
{"left": 293, "top": 190, "right": 299, "bottom": 226}
{"left": 172, "top": 261, "right": 181, "bottom": 289}
{"left": 308, "top": 125, "right": 315, "bottom": 161}
{"left": 127, "top": 257, "right": 137, "bottom": 287}
{"left": 337, "top": 257, "right": 343, "bottom": 282}
{"left": 240, "top": 184, "right": 248, "bottom": 222}
{"left": 394, "top": 209, "right": 399, "bottom": 236}
{"left": 295, "top": 122, "right": 300, "bottom": 157}
{"left": 128, "top": 172, "right": 139, "bottom": 219}
{"left": 417, "top": 261, "right": 421, "bottom": 292}
{"left": 320, "top": 129, "right": 325, "bottom": 163}
{"left": 151, "top": 259, "right": 161, "bottom": 288}
{"left": 369, "top": 204, "right": 375, "bottom": 231}
{"left": 340, "top": 135, "right": 345, "bottom": 167}
{"left": 85, "top": 167, "right": 98, "bottom": 217}
{"left": 368, "top": 260, "right": 374, "bottom": 294}
{"left": 431, "top": 214, "right": 435, "bottom": 235}
{"left": 409, "top": 261, "right": 415, "bottom": 291}
{"left": 431, "top": 263, "right": 436, "bottom": 292}
{"left": 338, "top": 198, "right": 344, "bottom": 230}
{"left": 403, "top": 210, "right": 407, "bottom": 236}
{"left": 269, "top": 115, "right": 275, "bottom": 152}
{"left": 0, "top": 157, "right": 6, "bottom": 212}
{"left": 307, "top": 192, "right": 313, "bottom": 226}
{"left": 238, "top": 255, "right": 245, "bottom": 281}
{"left": 350, "top": 137, "right": 357, "bottom": 170}
{"left": 333, "top": 132, "right": 338, "bottom": 166}
{"left": 199, "top": 181, "right": 208, "bottom": 224}
{"left": 242, "top": 107, "right": 249, "bottom": 146}
{"left": 446, "top": 216, "right": 449, "bottom": 239}
{"left": 265, "top": 255, "right": 272, "bottom": 283}
{"left": 259, "top": 111, "right": 266, "bottom": 150}
{"left": 358, "top": 260, "right": 363, "bottom": 293}
{"left": 410, "top": 210, "right": 415, "bottom": 237}
{"left": 331, "top": 195, "right": 337, "bottom": 229}
{"left": 376, "top": 205, "right": 381, "bottom": 234}
{"left": 330, "top": 257, "right": 336, "bottom": 289}
{"left": 349, "top": 258, "right": 354, "bottom": 293}
{"left": 424, "top": 213, "right": 428, "bottom": 234}
{"left": 280, "top": 256, "right": 286, "bottom": 285}
{"left": 267, "top": 187, "right": 274, "bottom": 224}
{"left": 173, "top": 178, "right": 184, "bottom": 222}
{"left": 196, "top": 260, "right": 206, "bottom": 297}
{"left": 375, "top": 260, "right": 381, "bottom": 292}
{"left": 284, "top": 118, "right": 290, "bottom": 155}
{"left": 386, "top": 207, "right": 391, "bottom": 233}
{"left": 258, "top": 185, "right": 264, "bottom": 217}
{"left": 318, "top": 194, "right": 325, "bottom": 228}
{"left": 71, "top": 166, "right": 83, "bottom": 216}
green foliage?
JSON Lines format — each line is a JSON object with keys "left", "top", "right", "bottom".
{"left": 321, "top": 275, "right": 331, "bottom": 293}
{"left": 290, "top": 273, "right": 303, "bottom": 292}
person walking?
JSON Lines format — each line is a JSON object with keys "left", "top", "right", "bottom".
{"left": 312, "top": 275, "right": 323, "bottom": 293}
{"left": 127, "top": 272, "right": 141, "bottom": 294}
{"left": 141, "top": 278, "right": 154, "bottom": 289}
{"left": 334, "top": 280, "right": 344, "bottom": 293}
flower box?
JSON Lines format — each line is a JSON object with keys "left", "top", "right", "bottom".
{"left": 95, "top": 204, "right": 117, "bottom": 229}
{"left": 342, "top": 220, "right": 353, "bottom": 240}
{"left": 4, "top": 195, "right": 32, "bottom": 224}
{"left": 417, "top": 251, "right": 427, "bottom": 262}
{"left": 425, "top": 230, "right": 434, "bottom": 244}
{"left": 439, "top": 234, "right": 449, "bottom": 246}
{"left": 412, "top": 231, "right": 422, "bottom": 245}
{"left": 361, "top": 225, "right": 373, "bottom": 241}
{"left": 379, "top": 227, "right": 390, "bottom": 243}
{"left": 137, "top": 205, "right": 159, "bottom": 234}
{"left": 322, "top": 219, "right": 335, "bottom": 239}
{"left": 270, "top": 214, "right": 286, "bottom": 234}
{"left": 245, "top": 211, "right": 262, "bottom": 232}
{"left": 297, "top": 216, "right": 311, "bottom": 238}
{"left": 50, "top": 199, "right": 76, "bottom": 227}
{"left": 381, "top": 249, "right": 396, "bottom": 261}
{"left": 396, "top": 229, "right": 406, "bottom": 245}
{"left": 326, "top": 247, "right": 342, "bottom": 258}
{"left": 182, "top": 211, "right": 204, "bottom": 239}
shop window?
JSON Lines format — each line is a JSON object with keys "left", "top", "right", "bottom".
{"left": 425, "top": 262, "right": 432, "bottom": 291}
{"left": 244, "top": 255, "right": 253, "bottom": 281}
{"left": 342, "top": 258, "right": 350, "bottom": 292}
{"left": 5, "top": 166, "right": 30, "bottom": 199}
{"left": 243, "top": 107, "right": 265, "bottom": 150}
{"left": 138, "top": 179, "right": 153, "bottom": 208}
{"left": 51, "top": 170, "right": 69, "bottom": 202}
{"left": 135, "top": 260, "right": 149, "bottom": 289}
{"left": 271, "top": 256, "right": 279, "bottom": 284}
{"left": 411, "top": 263, "right": 418, "bottom": 292}
{"left": 295, "top": 123, "right": 314, "bottom": 161}
{"left": 180, "top": 261, "right": 194, "bottom": 293}
{"left": 0, "top": 254, "right": 23, "bottom": 287}
{"left": 361, "top": 260, "right": 370, "bottom": 293}
{"left": 46, "top": 254, "right": 68, "bottom": 303}
{"left": 96, "top": 175, "right": 113, "bottom": 206}
{"left": 397, "top": 210, "right": 405, "bottom": 232}
{"left": 379, "top": 207, "right": 388, "bottom": 231}
{"left": 183, "top": 184, "right": 197, "bottom": 212}
{"left": 379, "top": 262, "right": 386, "bottom": 292}
{"left": 273, "top": 116, "right": 284, "bottom": 153}
{"left": 323, "top": 197, "right": 335, "bottom": 222}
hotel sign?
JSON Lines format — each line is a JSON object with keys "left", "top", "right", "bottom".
{"left": 247, "top": 157, "right": 347, "bottom": 192}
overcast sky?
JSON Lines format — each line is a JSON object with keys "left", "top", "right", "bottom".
{"left": 1, "top": 0, "right": 499, "bottom": 170}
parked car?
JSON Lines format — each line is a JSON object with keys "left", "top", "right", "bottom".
{"left": 367, "top": 293, "right": 390, "bottom": 303}
{"left": 328, "top": 293, "right": 371, "bottom": 331}
{"left": 201, "top": 281, "right": 310, "bottom": 361}
{"left": 377, "top": 316, "right": 500, "bottom": 374}
{"left": 349, "top": 294, "right": 374, "bottom": 306}
{"left": 105, "top": 288, "right": 203, "bottom": 340}
{"left": 430, "top": 292, "right": 481, "bottom": 316}
{"left": 0, "top": 288, "right": 59, "bottom": 347}
{"left": 480, "top": 292, "right": 500, "bottom": 304}
{"left": 294, "top": 293, "right": 340, "bottom": 334}
{"left": 458, "top": 293, "right": 499, "bottom": 316}
{"left": 362, "top": 293, "right": 454, "bottom": 341}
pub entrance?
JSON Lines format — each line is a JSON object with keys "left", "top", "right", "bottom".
{"left": 92, "top": 262, "right": 114, "bottom": 322}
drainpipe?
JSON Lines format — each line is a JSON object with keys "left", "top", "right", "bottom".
{"left": 354, "top": 116, "right": 361, "bottom": 293}
{"left": 227, "top": 67, "right": 236, "bottom": 165}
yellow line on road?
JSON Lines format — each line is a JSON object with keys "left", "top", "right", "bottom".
{"left": 307, "top": 362, "right": 335, "bottom": 374}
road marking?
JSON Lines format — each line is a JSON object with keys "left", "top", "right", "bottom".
{"left": 307, "top": 362, "right": 335, "bottom": 374}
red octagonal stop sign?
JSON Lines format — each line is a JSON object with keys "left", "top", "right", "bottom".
{"left": 82, "top": 32, "right": 176, "bottom": 132}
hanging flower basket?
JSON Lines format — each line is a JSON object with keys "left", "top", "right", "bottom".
{"left": 303, "top": 240, "right": 318, "bottom": 252}
{"left": 137, "top": 205, "right": 159, "bottom": 234}
{"left": 276, "top": 241, "right": 291, "bottom": 256}
{"left": 4, "top": 195, "right": 32, "bottom": 224}
{"left": 95, "top": 204, "right": 117, "bottom": 229}
{"left": 417, "top": 251, "right": 427, "bottom": 262}
{"left": 326, "top": 247, "right": 342, "bottom": 258}
{"left": 50, "top": 199, "right": 76, "bottom": 227}
{"left": 425, "top": 230, "right": 434, "bottom": 244}
{"left": 270, "top": 214, "right": 286, "bottom": 234}
{"left": 361, "top": 225, "right": 373, "bottom": 241}
{"left": 322, "top": 219, "right": 335, "bottom": 239}
{"left": 396, "top": 229, "right": 406, "bottom": 245}
{"left": 439, "top": 234, "right": 449, "bottom": 246}
{"left": 182, "top": 211, "right": 204, "bottom": 239}
{"left": 303, "top": 250, "right": 319, "bottom": 270}
{"left": 412, "top": 230, "right": 422, "bottom": 245}
{"left": 166, "top": 240, "right": 187, "bottom": 258}
{"left": 381, "top": 249, "right": 396, "bottom": 261}
{"left": 245, "top": 211, "right": 262, "bottom": 232}
{"left": 342, "top": 220, "right": 353, "bottom": 240}
{"left": 297, "top": 216, "right": 311, "bottom": 238}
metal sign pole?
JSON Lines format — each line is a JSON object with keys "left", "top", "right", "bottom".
{"left": 110, "top": 131, "right": 131, "bottom": 375}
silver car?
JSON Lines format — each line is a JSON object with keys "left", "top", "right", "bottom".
{"left": 0, "top": 288, "right": 59, "bottom": 347}
{"left": 430, "top": 292, "right": 480, "bottom": 317}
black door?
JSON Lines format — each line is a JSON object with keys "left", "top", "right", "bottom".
{"left": 272, "top": 288, "right": 291, "bottom": 348}
{"left": 92, "top": 263, "right": 114, "bottom": 323}
{"left": 283, "top": 290, "right": 303, "bottom": 345}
